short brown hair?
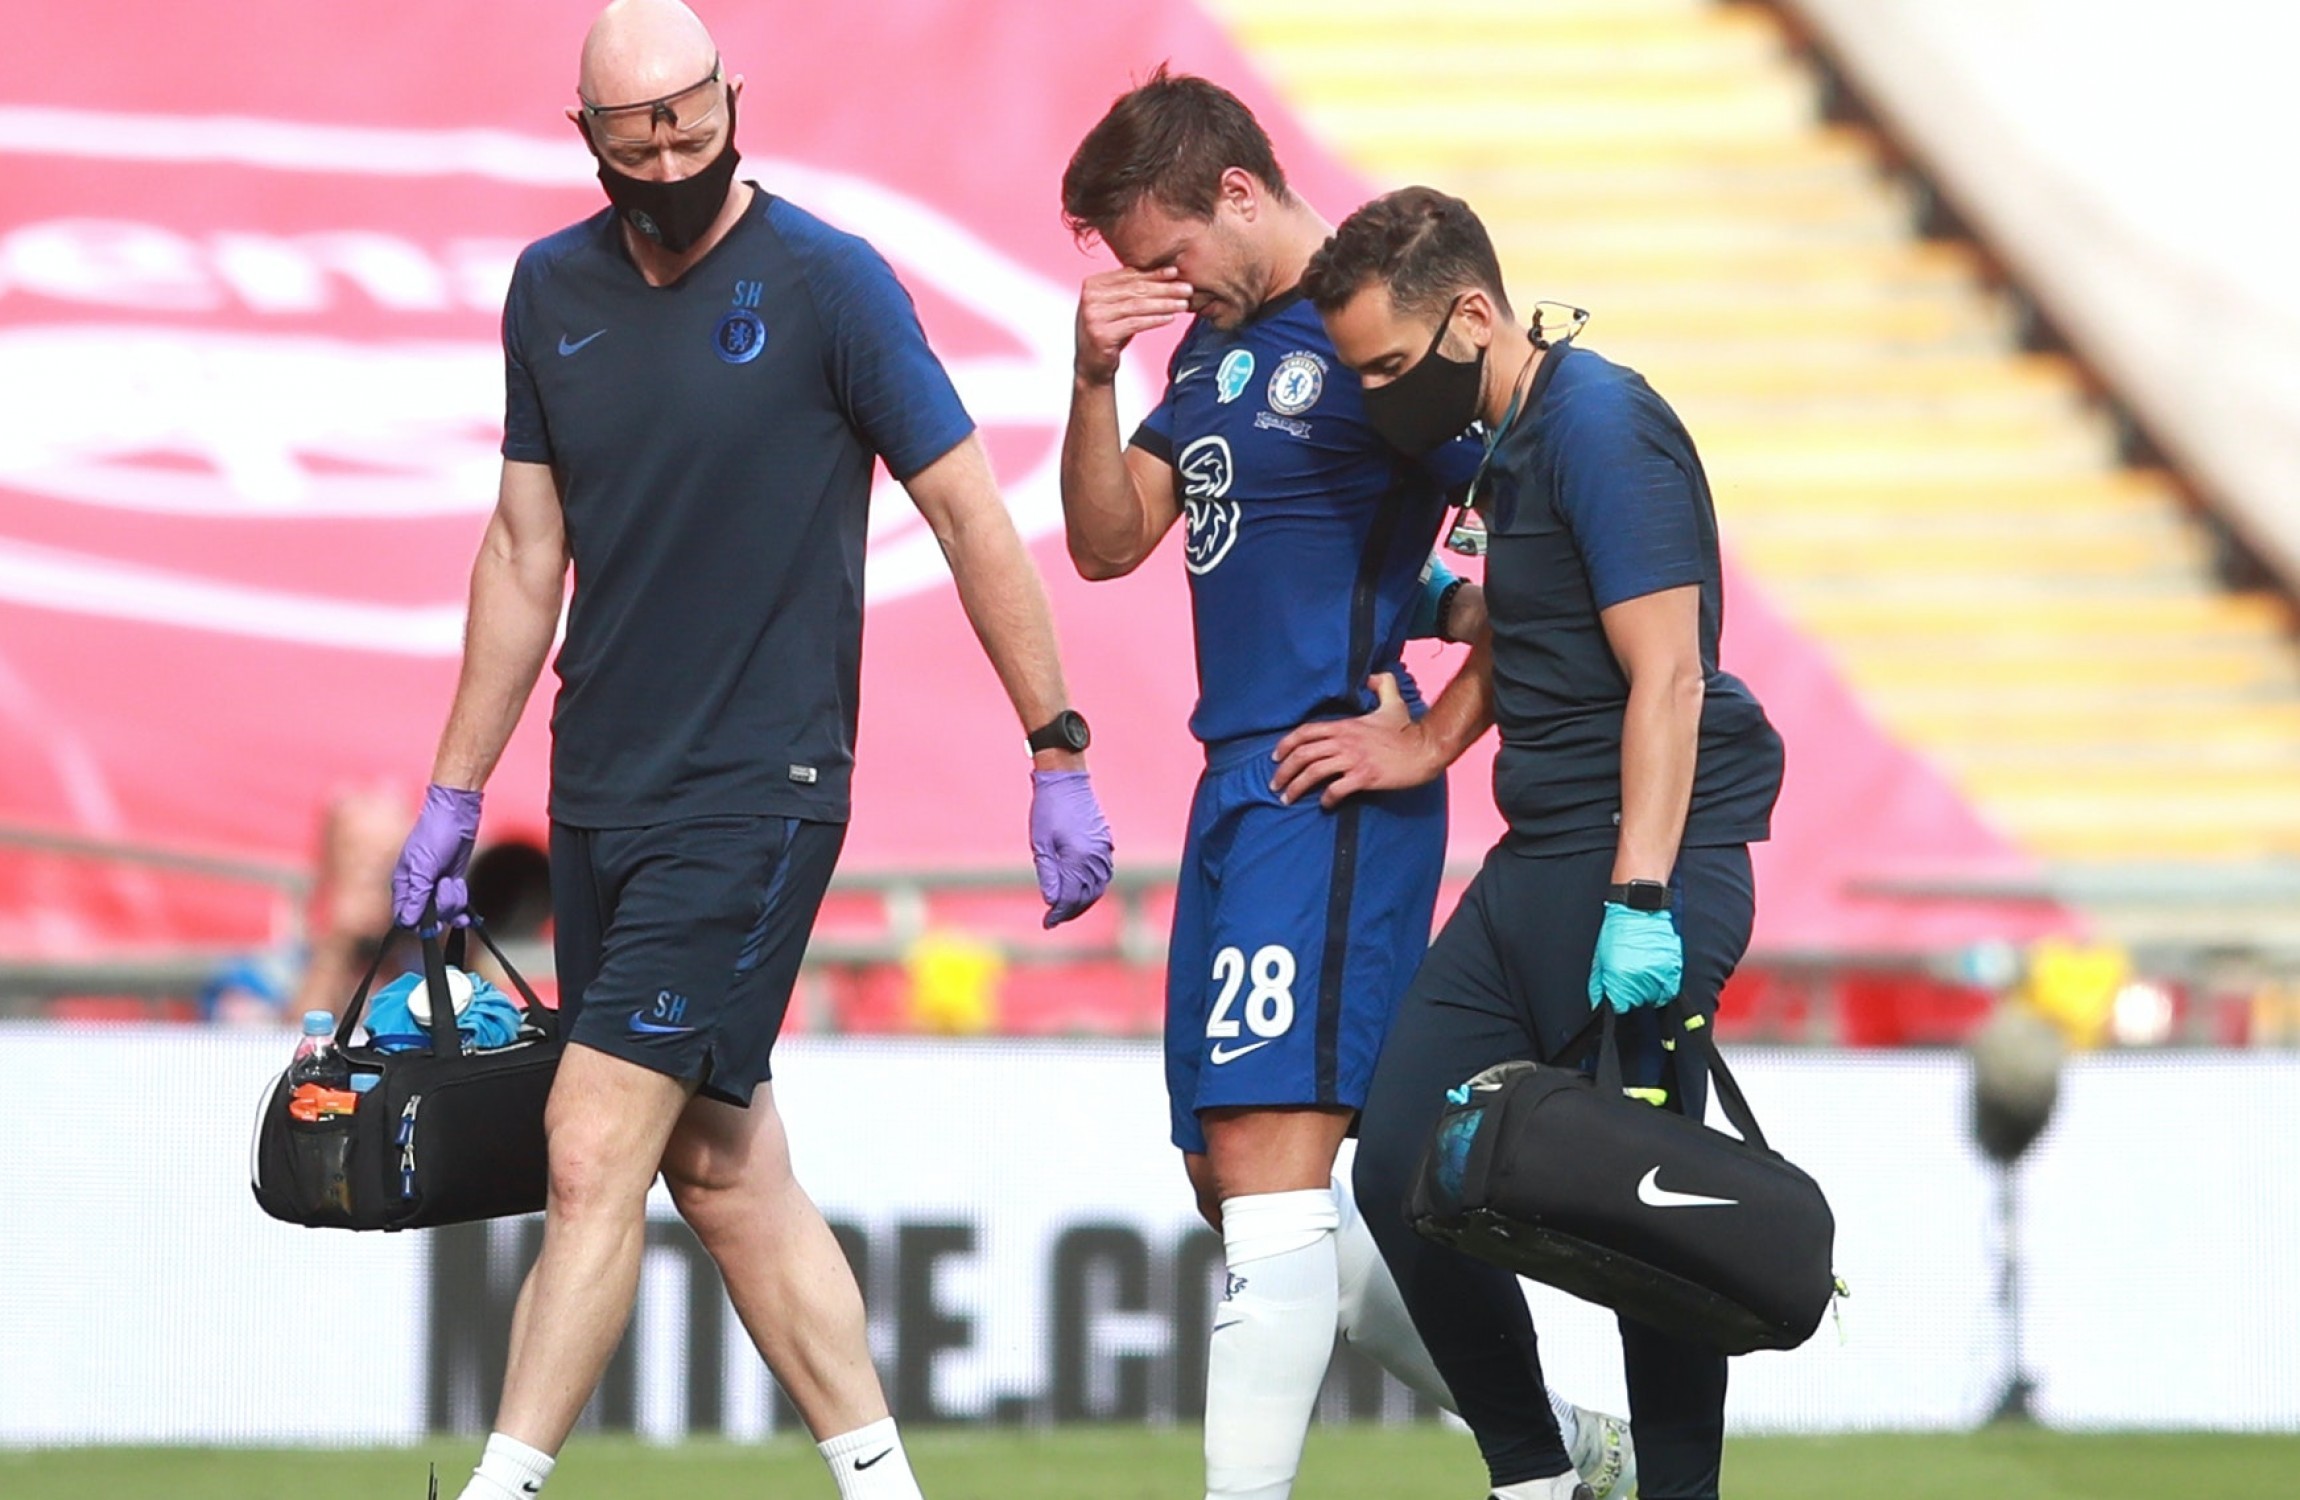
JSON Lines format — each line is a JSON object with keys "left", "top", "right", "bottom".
{"left": 1061, "top": 65, "right": 1290, "bottom": 241}
{"left": 1302, "top": 186, "right": 1512, "bottom": 322}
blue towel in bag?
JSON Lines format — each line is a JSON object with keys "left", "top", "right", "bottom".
{"left": 362, "top": 968, "right": 523, "bottom": 1052}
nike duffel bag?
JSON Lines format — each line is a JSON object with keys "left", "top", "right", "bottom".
{"left": 1408, "top": 1000, "right": 1839, "bottom": 1354}
{"left": 251, "top": 910, "right": 561, "bottom": 1232}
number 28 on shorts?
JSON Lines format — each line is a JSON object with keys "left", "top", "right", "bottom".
{"left": 1206, "top": 944, "right": 1298, "bottom": 1042}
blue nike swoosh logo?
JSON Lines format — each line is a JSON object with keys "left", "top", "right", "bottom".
{"left": 628, "top": 1015, "right": 695, "bottom": 1036}
{"left": 558, "top": 330, "right": 605, "bottom": 355}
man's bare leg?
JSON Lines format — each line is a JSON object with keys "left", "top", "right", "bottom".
{"left": 459, "top": 1044, "right": 691, "bottom": 1499}
{"left": 664, "top": 1082, "right": 922, "bottom": 1498}
{"left": 664, "top": 1084, "right": 887, "bottom": 1432}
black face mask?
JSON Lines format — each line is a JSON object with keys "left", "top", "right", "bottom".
{"left": 592, "top": 99, "right": 742, "bottom": 255}
{"left": 1361, "top": 298, "right": 1485, "bottom": 457}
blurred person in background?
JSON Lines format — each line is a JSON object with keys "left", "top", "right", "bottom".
{"left": 386, "top": 3, "right": 1113, "bottom": 1499}
{"left": 1293, "top": 187, "right": 1785, "bottom": 1500}
{"left": 288, "top": 784, "right": 409, "bottom": 1018}
{"left": 199, "top": 785, "right": 408, "bottom": 1025}
{"left": 1058, "top": 71, "right": 1631, "bottom": 1500}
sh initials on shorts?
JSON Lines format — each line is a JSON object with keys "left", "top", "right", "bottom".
{"left": 629, "top": 988, "right": 696, "bottom": 1036}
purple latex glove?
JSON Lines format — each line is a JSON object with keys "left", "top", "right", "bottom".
{"left": 1030, "top": 769, "right": 1114, "bottom": 928}
{"left": 391, "top": 783, "right": 483, "bottom": 928}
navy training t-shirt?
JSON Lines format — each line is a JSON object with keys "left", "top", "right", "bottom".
{"left": 501, "top": 188, "right": 974, "bottom": 828}
{"left": 1477, "top": 343, "right": 1783, "bottom": 852}
{"left": 1131, "top": 290, "right": 1478, "bottom": 748}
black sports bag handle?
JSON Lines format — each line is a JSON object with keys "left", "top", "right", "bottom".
{"left": 416, "top": 905, "right": 463, "bottom": 1057}
{"left": 1661, "top": 997, "right": 1769, "bottom": 1154}
{"left": 1561, "top": 997, "right": 1775, "bottom": 1157}
{"left": 331, "top": 899, "right": 556, "bottom": 1053}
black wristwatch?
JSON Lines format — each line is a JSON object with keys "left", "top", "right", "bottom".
{"left": 1433, "top": 577, "right": 1468, "bottom": 644}
{"left": 1606, "top": 879, "right": 1670, "bottom": 912}
{"left": 1027, "top": 709, "right": 1092, "bottom": 755}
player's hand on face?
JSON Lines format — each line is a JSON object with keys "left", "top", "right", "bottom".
{"left": 1270, "top": 674, "right": 1436, "bottom": 810}
{"left": 1074, "top": 267, "right": 1193, "bottom": 386}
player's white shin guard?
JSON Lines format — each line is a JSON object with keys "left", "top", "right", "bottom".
{"left": 1203, "top": 1187, "right": 1342, "bottom": 1500}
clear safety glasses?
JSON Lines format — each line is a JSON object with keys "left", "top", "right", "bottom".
{"left": 579, "top": 58, "right": 727, "bottom": 146}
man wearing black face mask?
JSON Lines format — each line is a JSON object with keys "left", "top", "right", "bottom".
{"left": 392, "top": 4, "right": 1113, "bottom": 1499}
{"left": 1287, "top": 188, "right": 1785, "bottom": 1500}
{"left": 1058, "top": 71, "right": 1639, "bottom": 1500}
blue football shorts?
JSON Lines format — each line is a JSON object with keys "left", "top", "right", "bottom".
{"left": 1164, "top": 733, "right": 1448, "bottom": 1153}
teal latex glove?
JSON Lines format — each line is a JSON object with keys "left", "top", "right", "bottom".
{"left": 1588, "top": 901, "right": 1682, "bottom": 1012}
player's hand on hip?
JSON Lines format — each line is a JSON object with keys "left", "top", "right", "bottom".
{"left": 390, "top": 783, "right": 483, "bottom": 929}
{"left": 1075, "top": 267, "right": 1193, "bottom": 386}
{"left": 1029, "top": 769, "right": 1114, "bottom": 928}
{"left": 1588, "top": 901, "right": 1683, "bottom": 1013}
{"left": 1270, "top": 674, "right": 1437, "bottom": 809}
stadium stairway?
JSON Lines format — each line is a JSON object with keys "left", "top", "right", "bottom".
{"left": 1207, "top": 0, "right": 2300, "bottom": 963}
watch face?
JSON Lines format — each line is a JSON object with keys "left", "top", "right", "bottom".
{"left": 1032, "top": 711, "right": 1090, "bottom": 753}
{"left": 1614, "top": 881, "right": 1669, "bottom": 911}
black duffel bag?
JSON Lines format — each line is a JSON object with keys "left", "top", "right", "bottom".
{"left": 251, "top": 910, "right": 561, "bottom": 1231}
{"left": 1409, "top": 999, "right": 1839, "bottom": 1354}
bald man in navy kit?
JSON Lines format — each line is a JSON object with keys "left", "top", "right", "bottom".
{"left": 388, "top": 5, "right": 1112, "bottom": 1498}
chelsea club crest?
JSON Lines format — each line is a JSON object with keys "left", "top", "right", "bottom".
{"left": 713, "top": 308, "right": 767, "bottom": 365}
{"left": 1266, "top": 352, "right": 1324, "bottom": 416}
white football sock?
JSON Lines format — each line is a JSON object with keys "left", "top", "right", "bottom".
{"left": 819, "top": 1416, "right": 924, "bottom": 1500}
{"left": 1332, "top": 1168, "right": 1455, "bottom": 1413}
{"left": 458, "top": 1432, "right": 553, "bottom": 1500}
{"left": 1204, "top": 1188, "right": 1342, "bottom": 1500}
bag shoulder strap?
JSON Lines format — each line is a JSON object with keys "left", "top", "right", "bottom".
{"left": 418, "top": 910, "right": 462, "bottom": 1055}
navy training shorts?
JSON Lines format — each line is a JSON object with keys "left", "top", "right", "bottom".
{"left": 550, "top": 814, "right": 845, "bottom": 1105}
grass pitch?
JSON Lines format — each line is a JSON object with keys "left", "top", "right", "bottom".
{"left": 3, "top": 1424, "right": 2295, "bottom": 1498}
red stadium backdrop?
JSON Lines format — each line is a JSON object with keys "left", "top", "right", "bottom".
{"left": 0, "top": 1, "right": 2072, "bottom": 985}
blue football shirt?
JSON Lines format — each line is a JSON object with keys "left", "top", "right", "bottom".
{"left": 501, "top": 189, "right": 974, "bottom": 827}
{"left": 1131, "top": 291, "right": 1475, "bottom": 747}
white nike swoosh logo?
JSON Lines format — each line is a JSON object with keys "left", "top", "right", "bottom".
{"left": 1207, "top": 1039, "right": 1273, "bottom": 1064}
{"left": 1637, "top": 1166, "right": 1737, "bottom": 1209}
{"left": 1174, "top": 363, "right": 1206, "bottom": 382}
{"left": 557, "top": 329, "right": 605, "bottom": 355}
